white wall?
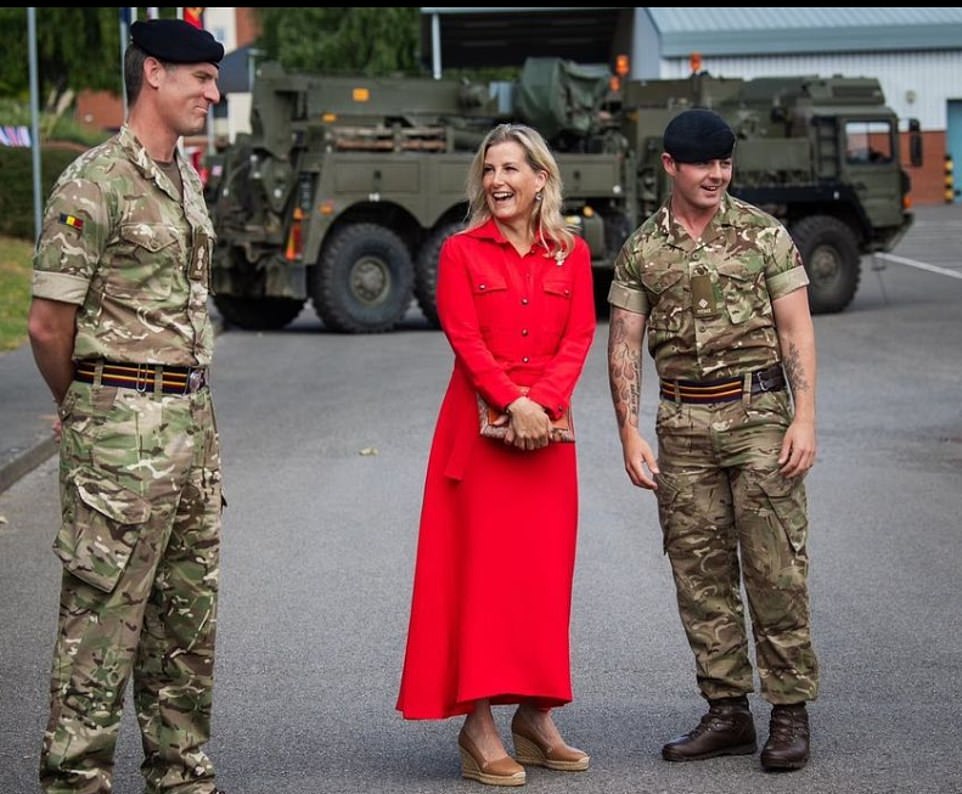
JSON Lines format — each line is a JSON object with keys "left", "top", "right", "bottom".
{"left": 202, "top": 7, "right": 236, "bottom": 52}
{"left": 200, "top": 7, "right": 252, "bottom": 141}
{"left": 660, "top": 50, "right": 962, "bottom": 131}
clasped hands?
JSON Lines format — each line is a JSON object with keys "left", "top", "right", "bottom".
{"left": 503, "top": 394, "right": 552, "bottom": 451}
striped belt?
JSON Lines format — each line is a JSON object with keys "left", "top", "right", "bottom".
{"left": 660, "top": 364, "right": 785, "bottom": 404}
{"left": 74, "top": 360, "right": 208, "bottom": 395}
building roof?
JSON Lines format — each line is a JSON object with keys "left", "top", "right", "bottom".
{"left": 648, "top": 7, "right": 962, "bottom": 57}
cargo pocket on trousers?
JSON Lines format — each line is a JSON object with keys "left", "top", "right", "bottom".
{"left": 53, "top": 469, "right": 151, "bottom": 593}
{"left": 756, "top": 469, "right": 808, "bottom": 553}
{"left": 655, "top": 470, "right": 684, "bottom": 556}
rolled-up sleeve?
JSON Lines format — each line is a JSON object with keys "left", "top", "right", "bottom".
{"left": 608, "top": 280, "right": 648, "bottom": 315}
{"left": 767, "top": 265, "right": 810, "bottom": 300}
{"left": 32, "top": 271, "right": 90, "bottom": 304}
{"left": 608, "top": 233, "right": 650, "bottom": 315}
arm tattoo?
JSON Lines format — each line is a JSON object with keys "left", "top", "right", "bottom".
{"left": 782, "top": 340, "right": 809, "bottom": 395}
{"left": 607, "top": 312, "right": 642, "bottom": 431}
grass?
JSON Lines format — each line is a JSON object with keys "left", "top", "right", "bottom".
{"left": 0, "top": 235, "right": 35, "bottom": 352}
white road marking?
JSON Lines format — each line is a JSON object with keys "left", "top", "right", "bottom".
{"left": 873, "top": 253, "right": 962, "bottom": 279}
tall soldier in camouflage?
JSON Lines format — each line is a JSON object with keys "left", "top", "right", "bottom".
{"left": 27, "top": 18, "right": 229, "bottom": 794}
{"left": 606, "top": 108, "right": 819, "bottom": 772}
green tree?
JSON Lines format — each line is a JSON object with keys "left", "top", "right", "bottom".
{"left": 254, "top": 8, "right": 422, "bottom": 75}
{"left": 0, "top": 8, "right": 185, "bottom": 135}
{"left": 0, "top": 8, "right": 427, "bottom": 110}
{"left": 0, "top": 9, "right": 141, "bottom": 109}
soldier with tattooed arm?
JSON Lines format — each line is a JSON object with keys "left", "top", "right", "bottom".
{"left": 606, "top": 108, "right": 820, "bottom": 773}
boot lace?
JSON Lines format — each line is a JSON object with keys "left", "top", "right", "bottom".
{"left": 690, "top": 708, "right": 740, "bottom": 737}
{"left": 769, "top": 708, "right": 807, "bottom": 741}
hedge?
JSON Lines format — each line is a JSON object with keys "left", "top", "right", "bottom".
{"left": 0, "top": 144, "right": 89, "bottom": 240}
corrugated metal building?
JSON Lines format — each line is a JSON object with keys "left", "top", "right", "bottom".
{"left": 642, "top": 8, "right": 962, "bottom": 131}
{"left": 422, "top": 7, "right": 962, "bottom": 203}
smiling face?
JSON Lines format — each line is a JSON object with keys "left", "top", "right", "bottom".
{"left": 662, "top": 153, "right": 733, "bottom": 215}
{"left": 482, "top": 140, "right": 548, "bottom": 228}
{"left": 153, "top": 60, "right": 221, "bottom": 138}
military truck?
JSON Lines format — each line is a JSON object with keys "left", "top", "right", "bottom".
{"left": 205, "top": 57, "right": 922, "bottom": 333}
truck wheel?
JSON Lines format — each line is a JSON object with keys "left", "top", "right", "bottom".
{"left": 312, "top": 223, "right": 415, "bottom": 333}
{"left": 213, "top": 295, "right": 305, "bottom": 330}
{"left": 414, "top": 221, "right": 463, "bottom": 328}
{"left": 790, "top": 215, "right": 861, "bottom": 315}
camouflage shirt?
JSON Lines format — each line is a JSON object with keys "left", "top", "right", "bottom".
{"left": 608, "top": 193, "right": 809, "bottom": 381}
{"left": 32, "top": 125, "right": 216, "bottom": 367}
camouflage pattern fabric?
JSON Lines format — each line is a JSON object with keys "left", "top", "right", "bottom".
{"left": 609, "top": 193, "right": 818, "bottom": 705}
{"left": 32, "top": 124, "right": 225, "bottom": 793}
{"left": 40, "top": 384, "right": 223, "bottom": 793}
{"left": 608, "top": 193, "right": 809, "bottom": 381}
{"left": 655, "top": 392, "right": 818, "bottom": 704}
{"left": 32, "top": 125, "right": 216, "bottom": 367}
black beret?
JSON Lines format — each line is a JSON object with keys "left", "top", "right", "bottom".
{"left": 663, "top": 108, "right": 735, "bottom": 163}
{"left": 130, "top": 19, "right": 224, "bottom": 67}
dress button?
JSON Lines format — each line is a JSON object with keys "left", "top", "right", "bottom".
{"left": 521, "top": 297, "right": 528, "bottom": 305}
{"left": 479, "top": 283, "right": 487, "bottom": 290}
{"left": 521, "top": 328, "right": 528, "bottom": 336}
{"left": 522, "top": 356, "right": 529, "bottom": 363}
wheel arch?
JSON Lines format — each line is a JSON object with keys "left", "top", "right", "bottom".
{"left": 305, "top": 201, "right": 427, "bottom": 266}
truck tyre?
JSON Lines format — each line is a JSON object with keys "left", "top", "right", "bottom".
{"left": 790, "top": 215, "right": 861, "bottom": 315}
{"left": 312, "top": 223, "right": 415, "bottom": 334}
{"left": 414, "top": 221, "right": 463, "bottom": 328}
{"left": 213, "top": 295, "right": 305, "bottom": 330}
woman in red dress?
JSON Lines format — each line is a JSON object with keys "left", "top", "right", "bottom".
{"left": 396, "top": 123, "right": 596, "bottom": 786}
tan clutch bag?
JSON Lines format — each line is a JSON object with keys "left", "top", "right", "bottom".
{"left": 477, "top": 387, "right": 574, "bottom": 443}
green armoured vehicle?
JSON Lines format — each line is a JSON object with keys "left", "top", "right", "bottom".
{"left": 205, "top": 57, "right": 922, "bottom": 333}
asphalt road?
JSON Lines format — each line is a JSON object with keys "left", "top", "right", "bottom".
{"left": 1, "top": 206, "right": 961, "bottom": 793}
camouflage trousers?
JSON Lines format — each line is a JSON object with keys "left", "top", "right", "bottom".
{"left": 654, "top": 389, "right": 819, "bottom": 705}
{"left": 40, "top": 380, "right": 224, "bottom": 794}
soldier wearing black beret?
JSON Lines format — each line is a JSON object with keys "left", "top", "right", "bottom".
{"left": 30, "top": 12, "right": 229, "bottom": 794}
{"left": 607, "top": 106, "right": 821, "bottom": 772}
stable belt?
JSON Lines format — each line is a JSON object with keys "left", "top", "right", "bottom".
{"left": 74, "top": 360, "right": 208, "bottom": 395}
{"left": 660, "top": 364, "right": 785, "bottom": 404}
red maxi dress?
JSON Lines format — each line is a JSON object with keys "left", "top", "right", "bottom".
{"left": 396, "top": 219, "right": 596, "bottom": 720}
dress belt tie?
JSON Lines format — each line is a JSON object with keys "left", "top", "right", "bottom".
{"left": 659, "top": 364, "right": 785, "bottom": 404}
{"left": 74, "top": 360, "right": 208, "bottom": 395}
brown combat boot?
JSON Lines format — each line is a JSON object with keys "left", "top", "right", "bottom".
{"left": 760, "top": 703, "right": 810, "bottom": 771}
{"left": 662, "top": 696, "right": 757, "bottom": 762}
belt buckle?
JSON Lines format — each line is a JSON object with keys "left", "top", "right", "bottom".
{"left": 187, "top": 369, "right": 205, "bottom": 393}
{"left": 755, "top": 367, "right": 776, "bottom": 392}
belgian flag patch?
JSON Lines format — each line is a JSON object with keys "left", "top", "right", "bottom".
{"left": 59, "top": 213, "right": 84, "bottom": 231}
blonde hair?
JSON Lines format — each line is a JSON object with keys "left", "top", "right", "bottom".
{"left": 464, "top": 123, "right": 574, "bottom": 260}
